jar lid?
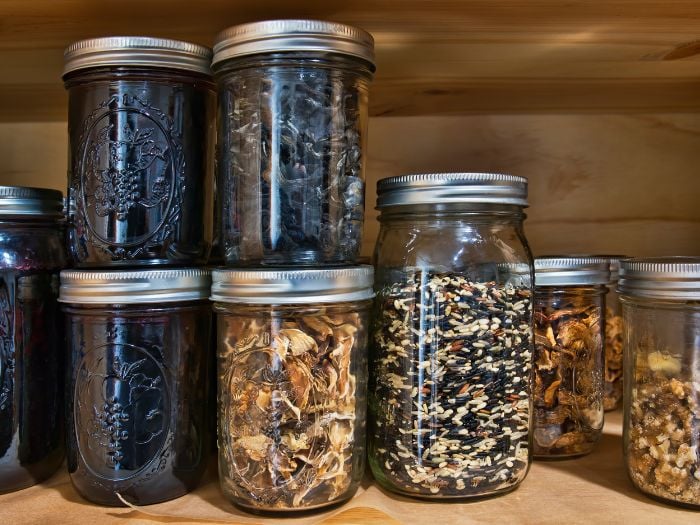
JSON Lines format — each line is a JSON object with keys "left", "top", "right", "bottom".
{"left": 618, "top": 257, "right": 700, "bottom": 300}
{"left": 212, "top": 19, "right": 375, "bottom": 68}
{"left": 0, "top": 186, "right": 63, "bottom": 218}
{"left": 534, "top": 256, "right": 611, "bottom": 287}
{"left": 376, "top": 173, "right": 528, "bottom": 208}
{"left": 211, "top": 266, "right": 374, "bottom": 304}
{"left": 59, "top": 268, "right": 211, "bottom": 304}
{"left": 63, "top": 36, "right": 212, "bottom": 76}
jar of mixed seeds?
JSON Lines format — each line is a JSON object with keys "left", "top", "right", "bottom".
{"left": 60, "top": 269, "right": 212, "bottom": 506}
{"left": 0, "top": 187, "right": 67, "bottom": 493}
{"left": 369, "top": 173, "right": 534, "bottom": 499}
{"left": 533, "top": 257, "right": 609, "bottom": 458}
{"left": 211, "top": 266, "right": 373, "bottom": 512}
{"left": 602, "top": 255, "right": 626, "bottom": 411}
{"left": 212, "top": 20, "right": 375, "bottom": 266}
{"left": 63, "top": 37, "right": 215, "bottom": 267}
{"left": 619, "top": 257, "right": 700, "bottom": 508}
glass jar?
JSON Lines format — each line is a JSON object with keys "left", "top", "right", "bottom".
{"left": 211, "top": 267, "right": 373, "bottom": 512}
{"left": 212, "top": 20, "right": 375, "bottom": 266}
{"left": 602, "top": 256, "right": 626, "bottom": 411}
{"left": 63, "top": 37, "right": 215, "bottom": 267}
{"left": 369, "top": 173, "right": 534, "bottom": 499}
{"left": 619, "top": 257, "right": 700, "bottom": 507}
{"left": 59, "top": 269, "right": 212, "bottom": 506}
{"left": 0, "top": 187, "right": 67, "bottom": 493}
{"left": 532, "top": 257, "right": 609, "bottom": 458}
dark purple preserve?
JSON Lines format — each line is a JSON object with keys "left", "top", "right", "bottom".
{"left": 0, "top": 186, "right": 67, "bottom": 493}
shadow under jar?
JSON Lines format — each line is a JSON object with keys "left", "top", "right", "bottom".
{"left": 60, "top": 269, "right": 212, "bottom": 506}
{"left": 532, "top": 257, "right": 610, "bottom": 459}
{"left": 369, "top": 173, "right": 535, "bottom": 499}
{"left": 63, "top": 37, "right": 215, "bottom": 267}
{"left": 211, "top": 267, "right": 373, "bottom": 513}
{"left": 0, "top": 187, "right": 67, "bottom": 493}
{"left": 212, "top": 20, "right": 375, "bottom": 266}
{"left": 619, "top": 257, "right": 700, "bottom": 508}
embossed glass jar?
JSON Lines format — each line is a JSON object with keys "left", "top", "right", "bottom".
{"left": 619, "top": 257, "right": 700, "bottom": 508}
{"left": 60, "top": 269, "right": 212, "bottom": 506}
{"left": 0, "top": 187, "right": 67, "bottom": 493}
{"left": 211, "top": 267, "right": 374, "bottom": 512}
{"left": 63, "top": 37, "right": 215, "bottom": 267}
{"left": 212, "top": 20, "right": 375, "bottom": 266}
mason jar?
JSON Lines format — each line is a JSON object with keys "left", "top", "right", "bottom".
{"left": 211, "top": 266, "right": 373, "bottom": 512}
{"left": 60, "top": 269, "right": 212, "bottom": 506}
{"left": 212, "top": 20, "right": 375, "bottom": 266}
{"left": 0, "top": 187, "right": 67, "bottom": 493}
{"left": 602, "top": 255, "right": 626, "bottom": 411}
{"left": 532, "top": 257, "right": 609, "bottom": 458}
{"left": 63, "top": 37, "right": 215, "bottom": 267}
{"left": 369, "top": 173, "right": 534, "bottom": 499}
{"left": 619, "top": 257, "right": 700, "bottom": 507}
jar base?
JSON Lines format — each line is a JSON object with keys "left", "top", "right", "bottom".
{"left": 229, "top": 491, "right": 357, "bottom": 516}
{"left": 372, "top": 475, "right": 523, "bottom": 501}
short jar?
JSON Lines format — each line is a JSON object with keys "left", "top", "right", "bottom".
{"left": 60, "top": 269, "right": 212, "bottom": 506}
{"left": 63, "top": 37, "right": 215, "bottom": 267}
{"left": 211, "top": 266, "right": 373, "bottom": 512}
{"left": 602, "top": 255, "right": 626, "bottom": 411}
{"left": 369, "top": 173, "right": 534, "bottom": 499}
{"left": 212, "top": 20, "right": 375, "bottom": 266}
{"left": 619, "top": 257, "right": 700, "bottom": 507}
{"left": 533, "top": 257, "right": 610, "bottom": 458}
{"left": 0, "top": 187, "right": 67, "bottom": 493}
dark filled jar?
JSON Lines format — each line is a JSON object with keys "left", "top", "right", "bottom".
{"left": 63, "top": 37, "right": 215, "bottom": 267}
{"left": 60, "top": 268, "right": 212, "bottom": 506}
{"left": 211, "top": 267, "right": 373, "bottom": 513}
{"left": 212, "top": 20, "right": 375, "bottom": 266}
{"left": 0, "top": 187, "right": 67, "bottom": 493}
{"left": 369, "top": 173, "right": 534, "bottom": 499}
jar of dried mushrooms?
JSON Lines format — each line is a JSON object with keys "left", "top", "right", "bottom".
{"left": 211, "top": 266, "right": 374, "bottom": 512}
{"left": 619, "top": 257, "right": 700, "bottom": 508}
{"left": 601, "top": 255, "right": 626, "bottom": 411}
{"left": 533, "top": 256, "right": 609, "bottom": 458}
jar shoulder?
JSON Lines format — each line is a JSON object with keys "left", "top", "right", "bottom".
{"left": 0, "top": 224, "right": 67, "bottom": 270}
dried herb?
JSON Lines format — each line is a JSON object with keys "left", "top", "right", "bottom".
{"left": 369, "top": 274, "right": 532, "bottom": 496}
{"left": 603, "top": 308, "right": 624, "bottom": 410}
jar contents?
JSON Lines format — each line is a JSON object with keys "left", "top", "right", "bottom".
{"left": 603, "top": 307, "right": 624, "bottom": 410}
{"left": 370, "top": 273, "right": 532, "bottom": 497}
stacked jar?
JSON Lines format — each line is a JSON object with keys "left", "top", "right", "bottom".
{"left": 61, "top": 37, "right": 215, "bottom": 505}
{"left": 210, "top": 20, "right": 376, "bottom": 513}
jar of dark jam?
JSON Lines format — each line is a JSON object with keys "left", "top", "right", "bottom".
{"left": 0, "top": 186, "right": 67, "bottom": 493}
{"left": 63, "top": 37, "right": 215, "bottom": 267}
{"left": 60, "top": 268, "right": 212, "bottom": 506}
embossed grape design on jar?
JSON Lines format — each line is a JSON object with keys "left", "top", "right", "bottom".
{"left": 63, "top": 37, "right": 215, "bottom": 267}
{"left": 60, "top": 269, "right": 212, "bottom": 506}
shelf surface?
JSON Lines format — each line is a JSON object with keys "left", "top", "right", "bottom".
{"left": 2, "top": 411, "right": 699, "bottom": 524}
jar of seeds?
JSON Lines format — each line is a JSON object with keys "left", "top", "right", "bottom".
{"left": 533, "top": 257, "right": 609, "bottom": 458}
{"left": 211, "top": 266, "right": 373, "bottom": 512}
{"left": 602, "top": 255, "right": 626, "bottom": 411}
{"left": 212, "top": 20, "right": 375, "bottom": 266}
{"left": 369, "top": 173, "right": 534, "bottom": 499}
{"left": 619, "top": 257, "right": 700, "bottom": 508}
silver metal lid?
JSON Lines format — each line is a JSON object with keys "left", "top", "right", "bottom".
{"left": 0, "top": 186, "right": 63, "bottom": 218}
{"left": 59, "top": 268, "right": 211, "bottom": 304}
{"left": 376, "top": 173, "right": 528, "bottom": 208}
{"left": 63, "top": 36, "right": 213, "bottom": 76}
{"left": 212, "top": 19, "right": 375, "bottom": 68}
{"left": 211, "top": 266, "right": 374, "bottom": 304}
{"left": 534, "top": 256, "right": 611, "bottom": 287}
{"left": 618, "top": 257, "right": 700, "bottom": 300}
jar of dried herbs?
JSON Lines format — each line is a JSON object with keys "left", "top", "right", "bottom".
{"left": 533, "top": 256, "right": 610, "bottom": 458}
{"left": 601, "top": 255, "right": 626, "bottom": 411}
{"left": 212, "top": 20, "right": 375, "bottom": 266}
{"left": 211, "top": 266, "right": 374, "bottom": 512}
{"left": 369, "top": 173, "right": 534, "bottom": 499}
{"left": 619, "top": 257, "right": 700, "bottom": 508}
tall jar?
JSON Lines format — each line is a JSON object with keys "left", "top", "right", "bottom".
{"left": 602, "top": 255, "right": 626, "bottom": 411}
{"left": 212, "top": 20, "right": 375, "bottom": 266}
{"left": 0, "top": 187, "right": 67, "bottom": 493}
{"left": 60, "top": 269, "right": 212, "bottom": 506}
{"left": 369, "top": 173, "right": 534, "bottom": 499}
{"left": 63, "top": 37, "right": 215, "bottom": 267}
{"left": 532, "top": 257, "right": 609, "bottom": 458}
{"left": 619, "top": 257, "right": 700, "bottom": 507}
{"left": 212, "top": 267, "right": 373, "bottom": 512}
